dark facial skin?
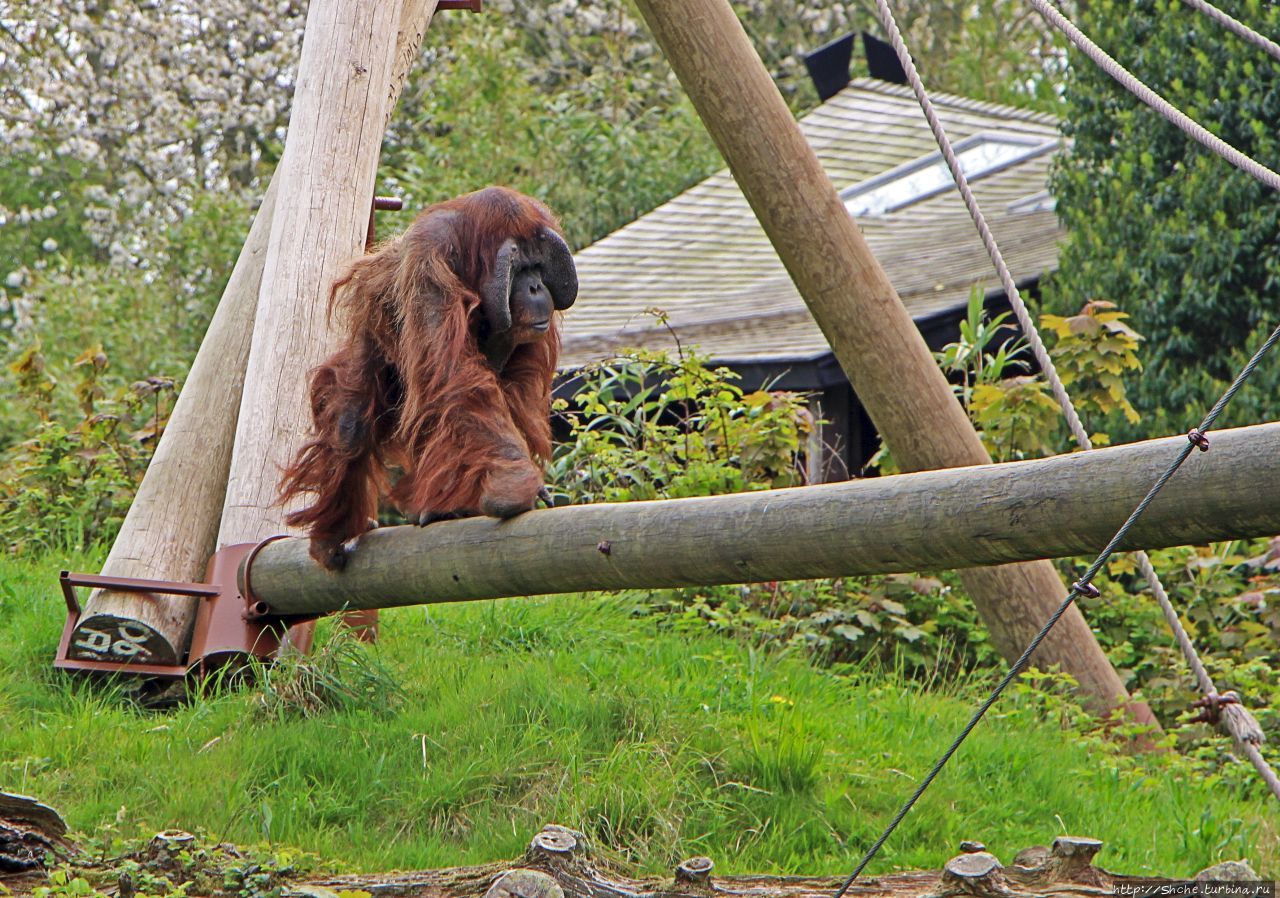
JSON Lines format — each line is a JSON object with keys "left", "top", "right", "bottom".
{"left": 481, "top": 264, "right": 554, "bottom": 370}
{"left": 507, "top": 266, "right": 553, "bottom": 346}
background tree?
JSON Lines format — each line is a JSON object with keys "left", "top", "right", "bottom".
{"left": 1047, "top": 0, "right": 1280, "bottom": 438}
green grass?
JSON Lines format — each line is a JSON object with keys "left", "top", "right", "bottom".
{"left": 0, "top": 552, "right": 1275, "bottom": 878}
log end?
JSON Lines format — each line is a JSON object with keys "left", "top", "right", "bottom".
{"left": 0, "top": 792, "right": 67, "bottom": 838}
{"left": 1008, "top": 837, "right": 1107, "bottom": 888}
{"left": 527, "top": 825, "right": 586, "bottom": 863}
{"left": 675, "top": 856, "right": 714, "bottom": 885}
{"left": 938, "top": 852, "right": 1012, "bottom": 897}
{"left": 1195, "top": 861, "right": 1259, "bottom": 883}
{"left": 67, "top": 611, "right": 184, "bottom": 666}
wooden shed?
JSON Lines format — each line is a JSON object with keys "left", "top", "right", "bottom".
{"left": 558, "top": 78, "right": 1063, "bottom": 479}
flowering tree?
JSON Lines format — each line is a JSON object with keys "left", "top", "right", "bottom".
{"left": 0, "top": 1, "right": 303, "bottom": 284}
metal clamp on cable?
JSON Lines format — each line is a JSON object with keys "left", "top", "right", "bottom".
{"left": 1187, "top": 428, "right": 1211, "bottom": 452}
{"left": 1189, "top": 690, "right": 1240, "bottom": 726}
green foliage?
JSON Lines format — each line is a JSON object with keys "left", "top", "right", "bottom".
{"left": 381, "top": 13, "right": 722, "bottom": 250}
{"left": 878, "top": 290, "right": 1146, "bottom": 468}
{"left": 32, "top": 830, "right": 315, "bottom": 898}
{"left": 0, "top": 345, "right": 174, "bottom": 554}
{"left": 646, "top": 573, "right": 998, "bottom": 681}
{"left": 3, "top": 191, "right": 251, "bottom": 382}
{"left": 0, "top": 152, "right": 103, "bottom": 322}
{"left": 550, "top": 345, "right": 814, "bottom": 503}
{"left": 0, "top": 190, "right": 247, "bottom": 554}
{"left": 1048, "top": 0, "right": 1280, "bottom": 436}
{"left": 1040, "top": 299, "right": 1144, "bottom": 431}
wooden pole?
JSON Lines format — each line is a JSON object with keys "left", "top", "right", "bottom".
{"left": 217, "top": 0, "right": 410, "bottom": 548}
{"left": 65, "top": 182, "right": 279, "bottom": 666}
{"left": 66, "top": 1, "right": 440, "bottom": 667}
{"left": 628, "top": 0, "right": 1140, "bottom": 717}
{"left": 245, "top": 423, "right": 1280, "bottom": 615}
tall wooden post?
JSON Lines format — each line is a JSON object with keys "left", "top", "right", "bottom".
{"left": 64, "top": 182, "right": 280, "bottom": 666}
{"left": 218, "top": 0, "right": 412, "bottom": 549}
{"left": 65, "top": 1, "right": 440, "bottom": 667}
{"left": 630, "top": 0, "right": 1147, "bottom": 719}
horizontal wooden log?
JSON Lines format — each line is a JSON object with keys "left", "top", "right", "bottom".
{"left": 247, "top": 423, "right": 1280, "bottom": 616}
{"left": 5, "top": 819, "right": 1219, "bottom": 898}
{"left": 297, "top": 824, "right": 1194, "bottom": 898}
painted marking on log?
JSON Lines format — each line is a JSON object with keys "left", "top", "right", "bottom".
{"left": 70, "top": 623, "right": 156, "bottom": 661}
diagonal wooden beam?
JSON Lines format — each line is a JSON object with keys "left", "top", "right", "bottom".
{"left": 628, "top": 0, "right": 1145, "bottom": 718}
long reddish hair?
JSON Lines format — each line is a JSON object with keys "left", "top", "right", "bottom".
{"left": 279, "top": 187, "right": 565, "bottom": 563}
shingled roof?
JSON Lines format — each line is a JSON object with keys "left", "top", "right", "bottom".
{"left": 560, "top": 78, "right": 1063, "bottom": 370}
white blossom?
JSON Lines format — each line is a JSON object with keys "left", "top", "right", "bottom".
{"left": 1, "top": 0, "right": 306, "bottom": 251}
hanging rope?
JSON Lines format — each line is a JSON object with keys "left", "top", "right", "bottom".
{"left": 1182, "top": 0, "right": 1280, "bottom": 63}
{"left": 1028, "top": 0, "right": 1280, "bottom": 193}
{"left": 829, "top": 1, "right": 1280, "bottom": 890}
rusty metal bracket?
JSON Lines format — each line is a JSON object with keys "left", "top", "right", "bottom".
{"left": 53, "top": 537, "right": 319, "bottom": 680}
{"left": 437, "top": 0, "right": 482, "bottom": 11}
{"left": 54, "top": 572, "right": 216, "bottom": 678}
{"left": 365, "top": 195, "right": 404, "bottom": 251}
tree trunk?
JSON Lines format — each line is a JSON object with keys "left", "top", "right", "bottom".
{"left": 243, "top": 423, "right": 1280, "bottom": 616}
{"left": 217, "top": 0, "right": 412, "bottom": 547}
{"left": 628, "top": 0, "right": 1141, "bottom": 719}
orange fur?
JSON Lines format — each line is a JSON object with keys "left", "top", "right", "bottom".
{"left": 278, "top": 187, "right": 565, "bottom": 569}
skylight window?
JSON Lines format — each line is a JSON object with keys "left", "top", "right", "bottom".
{"left": 842, "top": 133, "right": 1057, "bottom": 218}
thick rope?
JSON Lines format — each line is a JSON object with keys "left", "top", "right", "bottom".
{"left": 1182, "top": 0, "right": 1280, "bottom": 63}
{"left": 1029, "top": 0, "right": 1280, "bottom": 193}
{"left": 829, "top": 2, "right": 1280, "bottom": 889}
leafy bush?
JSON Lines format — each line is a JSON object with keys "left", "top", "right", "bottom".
{"left": 550, "top": 344, "right": 815, "bottom": 503}
{"left": 877, "top": 289, "right": 1146, "bottom": 469}
{"left": 0, "top": 344, "right": 173, "bottom": 554}
{"left": 645, "top": 572, "right": 999, "bottom": 680}
{"left": 1048, "top": 0, "right": 1280, "bottom": 437}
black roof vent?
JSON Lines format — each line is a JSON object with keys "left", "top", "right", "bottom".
{"left": 802, "top": 32, "right": 855, "bottom": 101}
{"left": 803, "top": 31, "right": 909, "bottom": 102}
{"left": 861, "top": 31, "right": 908, "bottom": 86}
